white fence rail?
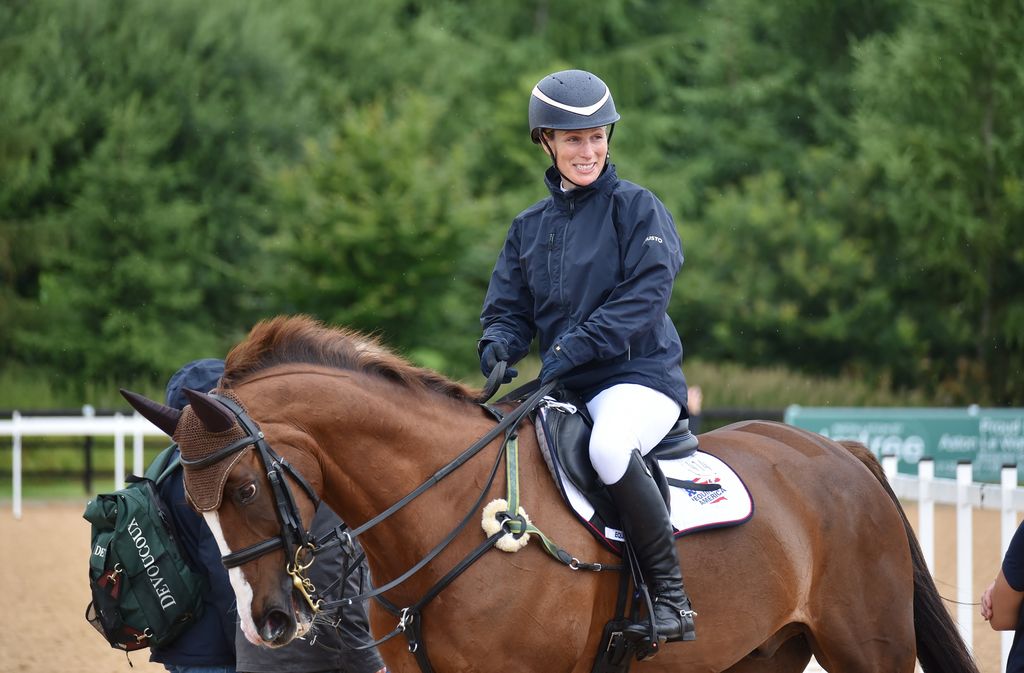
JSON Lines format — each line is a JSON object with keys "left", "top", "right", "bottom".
{"left": 2, "top": 415, "right": 1023, "bottom": 670}
{"left": 0, "top": 411, "right": 167, "bottom": 519}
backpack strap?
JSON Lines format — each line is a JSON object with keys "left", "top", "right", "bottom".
{"left": 144, "top": 444, "right": 182, "bottom": 484}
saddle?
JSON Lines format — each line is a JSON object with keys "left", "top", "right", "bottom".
{"left": 533, "top": 387, "right": 752, "bottom": 554}
{"left": 529, "top": 388, "right": 753, "bottom": 671}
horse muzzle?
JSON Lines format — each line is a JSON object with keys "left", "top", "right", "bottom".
{"left": 255, "top": 595, "right": 313, "bottom": 648}
{"left": 257, "top": 606, "right": 295, "bottom": 646}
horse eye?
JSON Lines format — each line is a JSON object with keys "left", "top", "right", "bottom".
{"left": 237, "top": 482, "right": 258, "bottom": 502}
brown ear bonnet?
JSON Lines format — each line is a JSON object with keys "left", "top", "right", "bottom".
{"left": 174, "top": 390, "right": 253, "bottom": 511}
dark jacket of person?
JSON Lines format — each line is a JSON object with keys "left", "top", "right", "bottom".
{"left": 150, "top": 451, "right": 237, "bottom": 667}
{"left": 150, "top": 358, "right": 236, "bottom": 667}
{"left": 480, "top": 163, "right": 688, "bottom": 407}
{"left": 235, "top": 506, "right": 385, "bottom": 673}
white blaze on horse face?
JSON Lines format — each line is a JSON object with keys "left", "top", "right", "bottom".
{"left": 203, "top": 512, "right": 261, "bottom": 645}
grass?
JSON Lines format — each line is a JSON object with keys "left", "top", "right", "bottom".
{"left": 0, "top": 363, "right": 164, "bottom": 411}
{"left": 0, "top": 442, "right": 169, "bottom": 500}
{"left": 680, "top": 359, "right": 932, "bottom": 409}
{"left": 2, "top": 355, "right": 936, "bottom": 412}
{"left": 0, "top": 476, "right": 121, "bottom": 501}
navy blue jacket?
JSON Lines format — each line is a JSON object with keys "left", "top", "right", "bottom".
{"left": 234, "top": 506, "right": 385, "bottom": 673}
{"left": 481, "top": 163, "right": 688, "bottom": 407}
{"left": 149, "top": 448, "right": 237, "bottom": 666}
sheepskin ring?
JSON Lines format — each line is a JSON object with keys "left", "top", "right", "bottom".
{"left": 481, "top": 498, "right": 532, "bottom": 552}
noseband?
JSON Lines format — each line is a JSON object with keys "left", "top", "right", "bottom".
{"left": 178, "top": 394, "right": 322, "bottom": 609}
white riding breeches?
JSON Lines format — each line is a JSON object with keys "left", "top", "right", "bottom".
{"left": 586, "top": 384, "right": 682, "bottom": 485}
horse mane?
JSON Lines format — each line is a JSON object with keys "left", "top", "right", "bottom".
{"left": 220, "top": 315, "right": 481, "bottom": 403}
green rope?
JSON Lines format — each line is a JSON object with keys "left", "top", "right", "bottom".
{"left": 505, "top": 434, "right": 521, "bottom": 513}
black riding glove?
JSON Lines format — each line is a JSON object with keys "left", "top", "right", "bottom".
{"left": 540, "top": 343, "right": 573, "bottom": 383}
{"left": 479, "top": 341, "right": 518, "bottom": 384}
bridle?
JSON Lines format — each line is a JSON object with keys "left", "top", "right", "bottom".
{"left": 178, "top": 393, "right": 323, "bottom": 612}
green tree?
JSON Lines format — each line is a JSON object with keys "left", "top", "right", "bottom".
{"left": 1, "top": 0, "right": 313, "bottom": 387}
{"left": 854, "top": 0, "right": 1024, "bottom": 402}
{"left": 4, "top": 0, "right": 1021, "bottom": 405}
{"left": 265, "top": 93, "right": 495, "bottom": 373}
{"left": 680, "top": 168, "right": 910, "bottom": 377}
{"left": 658, "top": 0, "right": 910, "bottom": 386}
{"left": 639, "top": 0, "right": 904, "bottom": 216}
{"left": 0, "top": 1, "right": 81, "bottom": 369}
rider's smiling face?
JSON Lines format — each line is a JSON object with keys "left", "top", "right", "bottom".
{"left": 543, "top": 127, "right": 608, "bottom": 188}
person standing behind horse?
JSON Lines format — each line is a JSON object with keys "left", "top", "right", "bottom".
{"left": 982, "top": 519, "right": 1024, "bottom": 672}
{"left": 478, "top": 69, "right": 696, "bottom": 648}
{"left": 151, "top": 359, "right": 238, "bottom": 673}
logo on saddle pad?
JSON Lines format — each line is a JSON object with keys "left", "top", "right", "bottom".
{"left": 684, "top": 476, "right": 727, "bottom": 506}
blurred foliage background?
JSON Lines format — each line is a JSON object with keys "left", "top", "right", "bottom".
{"left": 2, "top": 0, "right": 1022, "bottom": 409}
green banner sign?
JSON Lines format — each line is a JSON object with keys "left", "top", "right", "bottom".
{"left": 783, "top": 406, "right": 1024, "bottom": 483}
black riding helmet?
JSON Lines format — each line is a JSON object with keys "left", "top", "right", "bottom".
{"left": 529, "top": 69, "right": 620, "bottom": 144}
{"left": 529, "top": 69, "right": 620, "bottom": 187}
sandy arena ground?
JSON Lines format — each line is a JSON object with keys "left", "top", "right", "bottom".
{"left": 0, "top": 499, "right": 1012, "bottom": 673}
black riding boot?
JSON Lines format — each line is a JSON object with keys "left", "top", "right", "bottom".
{"left": 607, "top": 450, "right": 696, "bottom": 644}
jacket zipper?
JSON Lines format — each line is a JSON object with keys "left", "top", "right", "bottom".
{"left": 559, "top": 198, "right": 574, "bottom": 313}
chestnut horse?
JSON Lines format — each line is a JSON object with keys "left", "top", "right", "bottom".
{"left": 123, "top": 316, "right": 978, "bottom": 673}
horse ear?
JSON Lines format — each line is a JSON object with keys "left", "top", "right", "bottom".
{"left": 183, "top": 388, "right": 237, "bottom": 433}
{"left": 120, "top": 389, "right": 182, "bottom": 437}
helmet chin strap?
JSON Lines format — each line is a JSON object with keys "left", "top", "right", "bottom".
{"left": 540, "top": 124, "right": 615, "bottom": 190}
{"left": 538, "top": 135, "right": 570, "bottom": 187}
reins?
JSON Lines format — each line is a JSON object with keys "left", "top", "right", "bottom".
{"left": 199, "top": 372, "right": 616, "bottom": 673}
{"left": 314, "top": 377, "right": 559, "bottom": 610}
{"left": 308, "top": 377, "right": 618, "bottom": 672}
{"left": 335, "top": 376, "right": 549, "bottom": 543}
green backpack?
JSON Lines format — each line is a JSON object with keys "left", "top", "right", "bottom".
{"left": 84, "top": 445, "right": 207, "bottom": 651}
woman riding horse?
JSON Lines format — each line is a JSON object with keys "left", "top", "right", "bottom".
{"left": 479, "top": 68, "right": 694, "bottom": 646}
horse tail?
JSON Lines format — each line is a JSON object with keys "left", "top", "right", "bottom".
{"left": 838, "top": 440, "right": 981, "bottom": 673}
